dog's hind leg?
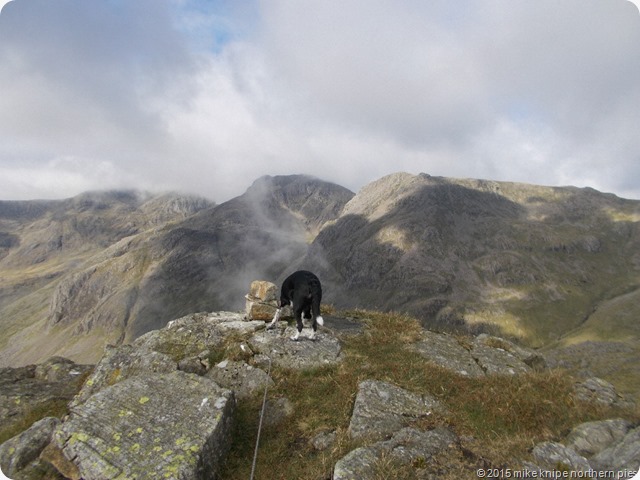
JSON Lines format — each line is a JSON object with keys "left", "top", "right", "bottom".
{"left": 290, "top": 305, "right": 304, "bottom": 341}
{"left": 308, "top": 302, "right": 323, "bottom": 341}
{"left": 290, "top": 322, "right": 302, "bottom": 341}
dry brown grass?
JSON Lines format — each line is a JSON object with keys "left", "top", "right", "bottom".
{"left": 0, "top": 399, "right": 70, "bottom": 445}
{"left": 218, "top": 310, "right": 639, "bottom": 479}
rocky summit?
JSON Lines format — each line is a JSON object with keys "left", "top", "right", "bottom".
{"left": 1, "top": 302, "right": 639, "bottom": 479}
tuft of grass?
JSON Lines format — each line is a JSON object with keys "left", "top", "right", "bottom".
{"left": 0, "top": 399, "right": 70, "bottom": 445}
{"left": 372, "top": 451, "right": 414, "bottom": 480}
{"left": 320, "top": 303, "right": 336, "bottom": 316}
{"left": 222, "top": 363, "right": 361, "bottom": 480}
{"left": 218, "top": 309, "right": 640, "bottom": 479}
{"left": 0, "top": 368, "right": 92, "bottom": 445}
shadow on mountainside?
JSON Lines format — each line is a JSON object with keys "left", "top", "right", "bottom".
{"left": 302, "top": 180, "right": 640, "bottom": 348}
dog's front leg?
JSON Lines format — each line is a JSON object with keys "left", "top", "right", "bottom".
{"left": 266, "top": 308, "right": 281, "bottom": 330}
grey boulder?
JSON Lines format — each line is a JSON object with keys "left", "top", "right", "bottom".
{"left": 55, "top": 371, "right": 234, "bottom": 480}
{"left": 348, "top": 379, "right": 445, "bottom": 442}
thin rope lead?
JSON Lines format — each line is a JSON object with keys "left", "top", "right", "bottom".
{"left": 250, "top": 354, "right": 272, "bottom": 480}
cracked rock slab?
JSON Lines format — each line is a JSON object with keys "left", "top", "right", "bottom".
{"left": 134, "top": 312, "right": 263, "bottom": 362}
{"left": 1, "top": 360, "right": 93, "bottom": 429}
{"left": 532, "top": 441, "right": 591, "bottom": 472}
{"left": 591, "top": 426, "right": 640, "bottom": 474}
{"left": 412, "top": 331, "right": 539, "bottom": 377}
{"left": 566, "top": 419, "right": 632, "bottom": 458}
{"left": 334, "top": 427, "right": 457, "bottom": 480}
{"left": 0, "top": 416, "right": 60, "bottom": 477}
{"left": 573, "top": 377, "right": 629, "bottom": 407}
{"left": 470, "top": 343, "right": 532, "bottom": 376}
{"left": 474, "top": 334, "right": 547, "bottom": 371}
{"left": 412, "top": 331, "right": 485, "bottom": 377}
{"left": 248, "top": 325, "right": 342, "bottom": 369}
{"left": 72, "top": 344, "right": 176, "bottom": 406}
{"left": 205, "top": 360, "right": 273, "bottom": 399}
{"left": 348, "top": 380, "right": 446, "bottom": 442}
{"left": 55, "top": 371, "right": 234, "bottom": 480}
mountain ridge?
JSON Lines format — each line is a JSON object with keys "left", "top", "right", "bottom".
{"left": 307, "top": 173, "right": 639, "bottom": 339}
{"left": 1, "top": 172, "right": 638, "bottom": 398}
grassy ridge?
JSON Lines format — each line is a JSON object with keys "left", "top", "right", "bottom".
{"left": 219, "top": 310, "right": 638, "bottom": 479}
{"left": 545, "top": 286, "right": 640, "bottom": 402}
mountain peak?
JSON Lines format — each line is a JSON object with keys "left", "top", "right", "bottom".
{"left": 1, "top": 173, "right": 639, "bottom": 405}
{"left": 243, "top": 174, "right": 355, "bottom": 234}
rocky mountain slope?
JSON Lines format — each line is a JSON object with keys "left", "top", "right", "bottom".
{"left": 0, "top": 176, "right": 354, "bottom": 366}
{"left": 304, "top": 172, "right": 640, "bottom": 398}
{"left": 1, "top": 309, "right": 638, "bottom": 479}
{"left": 306, "top": 173, "right": 640, "bottom": 342}
{"left": 0, "top": 190, "right": 215, "bottom": 365}
{"left": 1, "top": 173, "right": 638, "bottom": 399}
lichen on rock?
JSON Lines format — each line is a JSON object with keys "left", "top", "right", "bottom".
{"left": 55, "top": 371, "right": 234, "bottom": 480}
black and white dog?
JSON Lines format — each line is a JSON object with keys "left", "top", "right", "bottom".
{"left": 266, "top": 270, "right": 324, "bottom": 341}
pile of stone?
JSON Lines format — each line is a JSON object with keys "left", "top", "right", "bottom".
{"left": 245, "top": 280, "right": 281, "bottom": 321}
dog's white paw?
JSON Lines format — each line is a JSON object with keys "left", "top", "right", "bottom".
{"left": 290, "top": 331, "right": 300, "bottom": 341}
{"left": 308, "top": 329, "right": 315, "bottom": 340}
{"left": 316, "top": 316, "right": 324, "bottom": 326}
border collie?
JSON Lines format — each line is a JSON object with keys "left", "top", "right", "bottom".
{"left": 266, "top": 270, "right": 324, "bottom": 341}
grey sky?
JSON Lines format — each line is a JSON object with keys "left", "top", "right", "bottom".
{"left": 1, "top": 0, "right": 639, "bottom": 201}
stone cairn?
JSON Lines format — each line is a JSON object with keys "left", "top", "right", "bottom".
{"left": 245, "top": 280, "right": 290, "bottom": 321}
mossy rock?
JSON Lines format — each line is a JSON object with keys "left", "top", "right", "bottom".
{"left": 56, "top": 371, "right": 235, "bottom": 480}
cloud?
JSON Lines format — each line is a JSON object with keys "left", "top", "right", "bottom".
{"left": 252, "top": 0, "right": 640, "bottom": 196}
{"left": 1, "top": 0, "right": 639, "bottom": 201}
{"left": 258, "top": 1, "right": 491, "bottom": 147}
{"left": 0, "top": 157, "right": 128, "bottom": 200}
{"left": 0, "top": 0, "right": 198, "bottom": 194}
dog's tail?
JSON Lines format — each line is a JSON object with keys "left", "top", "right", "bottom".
{"left": 312, "top": 296, "right": 323, "bottom": 326}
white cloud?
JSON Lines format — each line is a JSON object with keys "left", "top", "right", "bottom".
{"left": 246, "top": 0, "right": 640, "bottom": 197}
{"left": 1, "top": 0, "right": 639, "bottom": 201}
{"left": 0, "top": 157, "right": 133, "bottom": 200}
